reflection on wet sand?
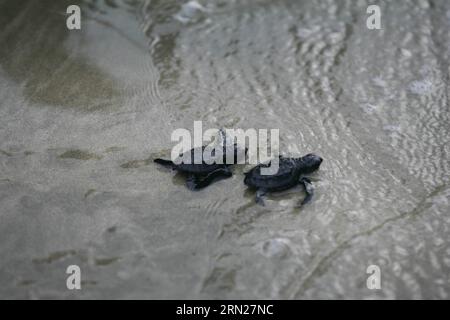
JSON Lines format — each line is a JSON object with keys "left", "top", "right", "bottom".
{"left": 0, "top": 0, "right": 121, "bottom": 110}
{"left": 0, "top": 0, "right": 449, "bottom": 299}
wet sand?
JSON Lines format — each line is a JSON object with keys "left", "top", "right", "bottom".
{"left": 0, "top": 0, "right": 449, "bottom": 299}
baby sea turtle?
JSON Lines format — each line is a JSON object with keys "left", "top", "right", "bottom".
{"left": 244, "top": 153, "right": 323, "bottom": 206}
{"left": 154, "top": 131, "right": 246, "bottom": 190}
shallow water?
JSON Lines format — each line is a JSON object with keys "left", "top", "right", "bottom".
{"left": 0, "top": 0, "right": 449, "bottom": 299}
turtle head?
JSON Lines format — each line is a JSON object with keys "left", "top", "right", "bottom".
{"left": 299, "top": 153, "right": 323, "bottom": 173}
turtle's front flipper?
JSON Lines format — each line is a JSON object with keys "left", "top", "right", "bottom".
{"left": 255, "top": 188, "right": 268, "bottom": 206}
{"left": 299, "top": 177, "right": 314, "bottom": 205}
{"left": 187, "top": 167, "right": 232, "bottom": 190}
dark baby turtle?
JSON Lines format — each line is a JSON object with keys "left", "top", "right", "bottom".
{"left": 244, "top": 153, "right": 323, "bottom": 206}
{"left": 154, "top": 143, "right": 245, "bottom": 190}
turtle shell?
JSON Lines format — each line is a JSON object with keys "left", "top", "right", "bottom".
{"left": 244, "top": 157, "right": 301, "bottom": 191}
{"left": 173, "top": 144, "right": 245, "bottom": 174}
{"left": 172, "top": 146, "right": 223, "bottom": 174}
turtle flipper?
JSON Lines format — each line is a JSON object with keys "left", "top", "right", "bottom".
{"left": 186, "top": 174, "right": 198, "bottom": 190}
{"left": 299, "top": 177, "right": 314, "bottom": 205}
{"left": 154, "top": 158, "right": 175, "bottom": 169}
{"left": 186, "top": 167, "right": 232, "bottom": 190}
{"left": 255, "top": 188, "right": 267, "bottom": 206}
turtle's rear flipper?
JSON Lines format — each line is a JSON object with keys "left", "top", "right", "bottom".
{"left": 255, "top": 188, "right": 267, "bottom": 206}
{"left": 186, "top": 174, "right": 199, "bottom": 190}
{"left": 299, "top": 177, "right": 314, "bottom": 205}
{"left": 186, "top": 168, "right": 232, "bottom": 190}
{"left": 154, "top": 158, "right": 175, "bottom": 169}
